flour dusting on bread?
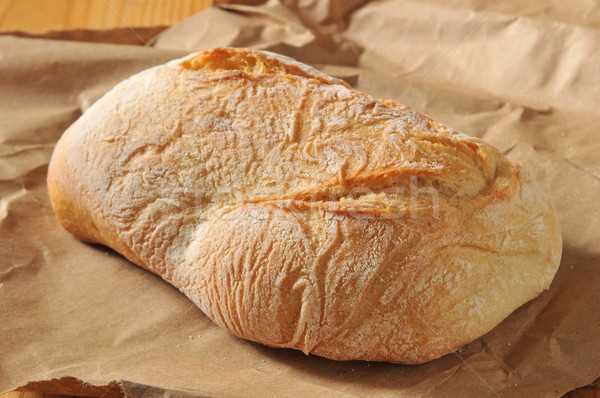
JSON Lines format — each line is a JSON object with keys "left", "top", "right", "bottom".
{"left": 48, "top": 47, "right": 562, "bottom": 364}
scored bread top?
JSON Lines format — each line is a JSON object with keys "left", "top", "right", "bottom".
{"left": 47, "top": 47, "right": 562, "bottom": 363}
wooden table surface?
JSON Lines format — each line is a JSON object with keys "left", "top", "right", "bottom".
{"left": 0, "top": 1, "right": 598, "bottom": 397}
{"left": 0, "top": 0, "right": 213, "bottom": 33}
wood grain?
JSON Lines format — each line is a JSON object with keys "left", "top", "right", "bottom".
{"left": 0, "top": 0, "right": 212, "bottom": 33}
{"left": 1, "top": 393, "right": 79, "bottom": 398}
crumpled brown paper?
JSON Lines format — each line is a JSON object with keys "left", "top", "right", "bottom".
{"left": 1, "top": 1, "right": 599, "bottom": 397}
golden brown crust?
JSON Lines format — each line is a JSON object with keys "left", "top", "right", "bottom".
{"left": 47, "top": 47, "right": 562, "bottom": 363}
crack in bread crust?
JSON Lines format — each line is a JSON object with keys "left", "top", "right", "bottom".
{"left": 47, "top": 47, "right": 562, "bottom": 364}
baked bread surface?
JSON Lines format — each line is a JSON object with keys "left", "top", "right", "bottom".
{"left": 47, "top": 47, "right": 562, "bottom": 364}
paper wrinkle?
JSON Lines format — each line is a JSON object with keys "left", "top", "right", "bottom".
{"left": 343, "top": 0, "right": 600, "bottom": 114}
{"left": 1, "top": 0, "right": 600, "bottom": 396}
{"left": 412, "top": 0, "right": 600, "bottom": 30}
{"left": 422, "top": 363, "right": 462, "bottom": 395}
{"left": 560, "top": 157, "right": 600, "bottom": 183}
{"left": 0, "top": 185, "right": 27, "bottom": 221}
{"left": 0, "top": 255, "right": 39, "bottom": 282}
{"left": 279, "top": 0, "right": 370, "bottom": 34}
{"left": 221, "top": 1, "right": 314, "bottom": 38}
{"left": 153, "top": 1, "right": 361, "bottom": 67}
{"left": 153, "top": 4, "right": 314, "bottom": 52}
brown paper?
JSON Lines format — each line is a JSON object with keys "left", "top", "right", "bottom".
{"left": 1, "top": 1, "right": 599, "bottom": 397}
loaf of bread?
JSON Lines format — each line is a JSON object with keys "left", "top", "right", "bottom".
{"left": 47, "top": 47, "right": 562, "bottom": 364}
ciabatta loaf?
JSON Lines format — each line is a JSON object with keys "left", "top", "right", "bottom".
{"left": 47, "top": 47, "right": 562, "bottom": 364}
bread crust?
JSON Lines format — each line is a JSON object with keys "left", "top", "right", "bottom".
{"left": 47, "top": 47, "right": 562, "bottom": 363}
